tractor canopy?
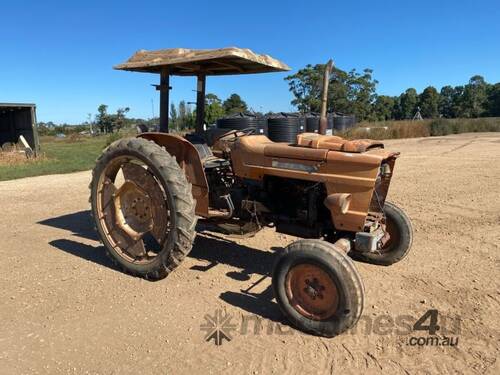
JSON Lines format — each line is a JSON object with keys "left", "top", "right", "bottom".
{"left": 114, "top": 47, "right": 290, "bottom": 134}
{"left": 114, "top": 47, "right": 290, "bottom": 75}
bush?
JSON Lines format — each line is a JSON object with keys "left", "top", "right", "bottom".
{"left": 344, "top": 120, "right": 431, "bottom": 140}
{"left": 428, "top": 118, "right": 500, "bottom": 136}
{"left": 429, "top": 119, "right": 452, "bottom": 136}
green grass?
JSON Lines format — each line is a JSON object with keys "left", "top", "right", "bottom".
{"left": 0, "top": 136, "right": 110, "bottom": 181}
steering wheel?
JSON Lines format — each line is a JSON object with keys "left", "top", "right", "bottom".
{"left": 215, "top": 127, "right": 256, "bottom": 142}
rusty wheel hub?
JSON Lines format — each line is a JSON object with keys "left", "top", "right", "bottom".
{"left": 113, "top": 180, "right": 154, "bottom": 241}
{"left": 285, "top": 263, "right": 339, "bottom": 321}
{"left": 96, "top": 157, "right": 169, "bottom": 263}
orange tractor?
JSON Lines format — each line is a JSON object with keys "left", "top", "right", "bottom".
{"left": 90, "top": 48, "right": 413, "bottom": 337}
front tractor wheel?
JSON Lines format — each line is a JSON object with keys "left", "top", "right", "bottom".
{"left": 90, "top": 138, "right": 197, "bottom": 280}
{"left": 355, "top": 201, "right": 413, "bottom": 266}
{"left": 272, "top": 240, "right": 364, "bottom": 337}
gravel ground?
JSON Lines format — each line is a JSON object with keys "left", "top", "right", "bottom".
{"left": 0, "top": 133, "right": 499, "bottom": 374}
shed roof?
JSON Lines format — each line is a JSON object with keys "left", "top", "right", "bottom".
{"left": 0, "top": 103, "right": 36, "bottom": 108}
{"left": 114, "top": 47, "right": 291, "bottom": 76}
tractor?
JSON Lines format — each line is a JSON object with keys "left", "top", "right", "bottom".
{"left": 90, "top": 47, "right": 413, "bottom": 337}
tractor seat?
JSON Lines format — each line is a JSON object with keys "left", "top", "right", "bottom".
{"left": 183, "top": 132, "right": 231, "bottom": 169}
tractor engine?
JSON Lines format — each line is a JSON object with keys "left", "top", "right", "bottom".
{"left": 263, "top": 176, "right": 332, "bottom": 237}
{"left": 204, "top": 159, "right": 234, "bottom": 213}
{"left": 222, "top": 176, "right": 332, "bottom": 238}
{"left": 204, "top": 159, "right": 333, "bottom": 238}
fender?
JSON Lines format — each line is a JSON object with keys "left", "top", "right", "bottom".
{"left": 137, "top": 132, "right": 209, "bottom": 216}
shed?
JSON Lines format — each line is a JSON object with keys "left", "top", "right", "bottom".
{"left": 0, "top": 103, "right": 40, "bottom": 155}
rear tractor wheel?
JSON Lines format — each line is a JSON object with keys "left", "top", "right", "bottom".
{"left": 272, "top": 239, "right": 364, "bottom": 337}
{"left": 90, "top": 137, "right": 197, "bottom": 280}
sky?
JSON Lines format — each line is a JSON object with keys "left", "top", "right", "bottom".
{"left": 1, "top": 0, "right": 499, "bottom": 123}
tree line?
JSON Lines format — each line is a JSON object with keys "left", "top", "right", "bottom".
{"left": 37, "top": 93, "right": 249, "bottom": 135}
{"left": 168, "top": 93, "right": 248, "bottom": 130}
{"left": 37, "top": 104, "right": 132, "bottom": 135}
{"left": 285, "top": 64, "right": 500, "bottom": 121}
{"left": 38, "top": 66, "right": 500, "bottom": 136}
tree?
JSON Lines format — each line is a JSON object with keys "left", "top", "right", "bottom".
{"left": 439, "top": 86, "right": 455, "bottom": 118}
{"left": 205, "top": 93, "right": 225, "bottom": 124}
{"left": 114, "top": 107, "right": 130, "bottom": 131}
{"left": 418, "top": 86, "right": 440, "bottom": 118}
{"left": 450, "top": 86, "right": 466, "bottom": 118}
{"left": 223, "top": 93, "right": 248, "bottom": 114}
{"left": 178, "top": 101, "right": 187, "bottom": 129}
{"left": 170, "top": 103, "right": 178, "bottom": 130}
{"left": 461, "top": 75, "right": 488, "bottom": 117}
{"left": 185, "top": 103, "right": 195, "bottom": 129}
{"left": 346, "top": 68, "right": 378, "bottom": 121}
{"left": 94, "top": 104, "right": 132, "bottom": 133}
{"left": 398, "top": 88, "right": 418, "bottom": 119}
{"left": 285, "top": 64, "right": 324, "bottom": 113}
{"left": 96, "top": 104, "right": 111, "bottom": 133}
{"left": 328, "top": 67, "right": 351, "bottom": 114}
{"left": 372, "top": 95, "right": 396, "bottom": 121}
{"left": 172, "top": 100, "right": 196, "bottom": 130}
{"left": 486, "top": 83, "right": 500, "bottom": 117}
{"left": 285, "top": 64, "right": 378, "bottom": 120}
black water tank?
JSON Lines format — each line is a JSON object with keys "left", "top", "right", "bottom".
{"left": 305, "top": 116, "right": 319, "bottom": 133}
{"left": 216, "top": 112, "right": 267, "bottom": 135}
{"left": 327, "top": 115, "right": 335, "bottom": 134}
{"left": 333, "top": 114, "right": 356, "bottom": 132}
{"left": 296, "top": 114, "right": 306, "bottom": 133}
{"left": 267, "top": 113, "right": 300, "bottom": 143}
{"left": 305, "top": 114, "right": 334, "bottom": 134}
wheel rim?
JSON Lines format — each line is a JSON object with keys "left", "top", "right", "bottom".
{"left": 380, "top": 215, "right": 400, "bottom": 253}
{"left": 96, "top": 155, "right": 170, "bottom": 264}
{"left": 285, "top": 263, "right": 339, "bottom": 321}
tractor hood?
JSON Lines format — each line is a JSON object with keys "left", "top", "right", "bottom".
{"left": 296, "top": 133, "right": 385, "bottom": 153}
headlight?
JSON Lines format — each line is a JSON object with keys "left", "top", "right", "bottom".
{"left": 380, "top": 163, "right": 391, "bottom": 177}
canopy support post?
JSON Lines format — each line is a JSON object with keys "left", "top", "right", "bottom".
{"left": 195, "top": 74, "right": 206, "bottom": 134}
{"left": 159, "top": 68, "right": 170, "bottom": 133}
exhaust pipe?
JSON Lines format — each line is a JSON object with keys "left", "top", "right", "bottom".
{"left": 319, "top": 59, "right": 334, "bottom": 135}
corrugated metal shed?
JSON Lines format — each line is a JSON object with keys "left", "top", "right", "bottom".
{"left": 0, "top": 103, "right": 40, "bottom": 155}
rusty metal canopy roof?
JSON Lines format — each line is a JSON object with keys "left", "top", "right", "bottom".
{"left": 114, "top": 47, "right": 291, "bottom": 76}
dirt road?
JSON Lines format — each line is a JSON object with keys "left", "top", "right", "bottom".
{"left": 1, "top": 133, "right": 499, "bottom": 374}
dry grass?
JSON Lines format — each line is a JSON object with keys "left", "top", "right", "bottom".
{"left": 342, "top": 118, "right": 500, "bottom": 140}
{"left": 0, "top": 151, "right": 45, "bottom": 166}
